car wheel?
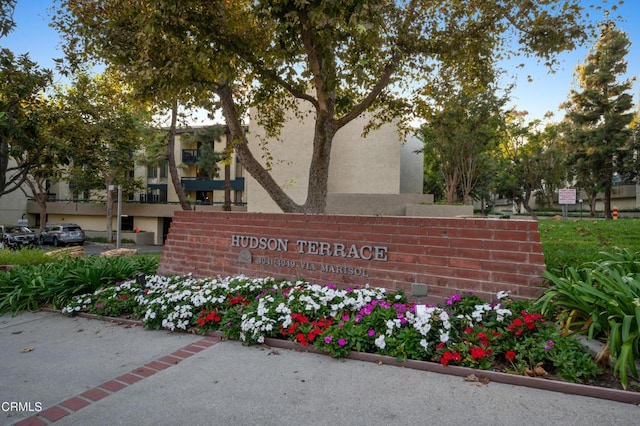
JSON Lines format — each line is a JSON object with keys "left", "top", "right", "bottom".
{"left": 53, "top": 237, "right": 59, "bottom": 247}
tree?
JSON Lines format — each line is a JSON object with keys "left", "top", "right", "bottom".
{"left": 0, "top": 48, "right": 53, "bottom": 199}
{"left": 496, "top": 113, "right": 567, "bottom": 219}
{"left": 56, "top": 71, "right": 153, "bottom": 241}
{"left": 0, "top": 0, "right": 16, "bottom": 38}
{"left": 55, "top": 0, "right": 593, "bottom": 213}
{"left": 419, "top": 84, "right": 505, "bottom": 204}
{"left": 19, "top": 97, "right": 71, "bottom": 231}
{"left": 562, "top": 22, "right": 634, "bottom": 219}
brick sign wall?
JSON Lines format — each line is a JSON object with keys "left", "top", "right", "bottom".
{"left": 158, "top": 212, "right": 547, "bottom": 303}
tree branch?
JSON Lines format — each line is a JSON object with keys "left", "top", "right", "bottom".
{"left": 216, "top": 81, "right": 304, "bottom": 212}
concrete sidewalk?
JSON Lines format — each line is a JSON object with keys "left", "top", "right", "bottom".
{"left": 1, "top": 311, "right": 638, "bottom": 426}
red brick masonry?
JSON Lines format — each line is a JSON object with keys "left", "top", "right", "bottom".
{"left": 158, "top": 212, "right": 547, "bottom": 303}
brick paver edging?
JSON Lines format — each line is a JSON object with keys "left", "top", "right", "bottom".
{"left": 24, "top": 308, "right": 640, "bottom": 425}
{"left": 14, "top": 311, "right": 222, "bottom": 426}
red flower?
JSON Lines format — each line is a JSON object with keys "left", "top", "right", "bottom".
{"left": 197, "top": 309, "right": 221, "bottom": 327}
{"left": 440, "top": 350, "right": 461, "bottom": 366}
{"left": 470, "top": 347, "right": 487, "bottom": 359}
{"left": 228, "top": 294, "right": 249, "bottom": 306}
{"left": 296, "top": 333, "right": 308, "bottom": 346}
{"left": 507, "top": 318, "right": 523, "bottom": 331}
{"left": 505, "top": 350, "right": 516, "bottom": 361}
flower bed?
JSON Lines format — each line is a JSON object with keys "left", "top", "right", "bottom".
{"left": 62, "top": 274, "right": 628, "bottom": 395}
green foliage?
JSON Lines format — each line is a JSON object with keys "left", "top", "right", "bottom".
{"left": 54, "top": 0, "right": 594, "bottom": 213}
{"left": 536, "top": 248, "right": 640, "bottom": 389}
{"left": 0, "top": 0, "right": 16, "bottom": 37}
{"left": 0, "top": 47, "right": 53, "bottom": 197}
{"left": 0, "top": 255, "right": 158, "bottom": 315}
{"left": 0, "top": 248, "right": 55, "bottom": 266}
{"left": 562, "top": 22, "right": 634, "bottom": 219}
{"left": 419, "top": 85, "right": 506, "bottom": 204}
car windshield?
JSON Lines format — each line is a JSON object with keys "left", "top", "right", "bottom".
{"left": 7, "top": 226, "right": 33, "bottom": 234}
{"left": 65, "top": 226, "right": 82, "bottom": 232}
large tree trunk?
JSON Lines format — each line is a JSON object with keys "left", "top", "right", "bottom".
{"left": 167, "top": 100, "right": 192, "bottom": 211}
{"left": 443, "top": 168, "right": 459, "bottom": 204}
{"left": 302, "top": 110, "right": 335, "bottom": 212}
{"left": 21, "top": 176, "right": 48, "bottom": 232}
{"left": 460, "top": 156, "right": 476, "bottom": 205}
{"left": 217, "top": 83, "right": 303, "bottom": 213}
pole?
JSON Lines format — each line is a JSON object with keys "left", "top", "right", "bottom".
{"left": 579, "top": 199, "right": 583, "bottom": 220}
{"left": 224, "top": 130, "right": 232, "bottom": 211}
{"left": 116, "top": 185, "right": 122, "bottom": 249}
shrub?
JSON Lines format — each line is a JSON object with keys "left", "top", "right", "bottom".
{"left": 0, "top": 255, "right": 158, "bottom": 315}
{"left": 536, "top": 248, "right": 640, "bottom": 389}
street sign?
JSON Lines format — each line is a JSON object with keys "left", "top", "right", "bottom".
{"left": 558, "top": 188, "right": 577, "bottom": 205}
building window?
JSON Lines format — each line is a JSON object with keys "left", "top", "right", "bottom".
{"left": 120, "top": 216, "right": 134, "bottom": 231}
{"left": 235, "top": 157, "right": 243, "bottom": 178}
{"left": 147, "top": 165, "right": 158, "bottom": 179}
{"left": 160, "top": 160, "right": 168, "bottom": 178}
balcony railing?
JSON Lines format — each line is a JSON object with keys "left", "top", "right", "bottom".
{"left": 181, "top": 177, "right": 245, "bottom": 191}
{"left": 182, "top": 149, "right": 200, "bottom": 163}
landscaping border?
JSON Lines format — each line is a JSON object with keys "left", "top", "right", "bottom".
{"left": 51, "top": 309, "right": 640, "bottom": 406}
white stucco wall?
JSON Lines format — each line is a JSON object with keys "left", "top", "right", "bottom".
{"left": 245, "top": 105, "right": 422, "bottom": 213}
{"left": 0, "top": 189, "right": 29, "bottom": 226}
{"left": 400, "top": 132, "right": 424, "bottom": 194}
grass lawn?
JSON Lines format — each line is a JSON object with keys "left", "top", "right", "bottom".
{"left": 538, "top": 218, "right": 640, "bottom": 270}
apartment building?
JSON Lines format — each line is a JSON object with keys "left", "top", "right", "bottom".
{"left": 18, "top": 127, "right": 247, "bottom": 245}
{"left": 3, "top": 111, "right": 455, "bottom": 244}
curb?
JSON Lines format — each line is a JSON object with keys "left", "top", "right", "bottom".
{"left": 48, "top": 309, "right": 640, "bottom": 406}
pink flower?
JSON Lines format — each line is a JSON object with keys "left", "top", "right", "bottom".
{"left": 338, "top": 338, "right": 346, "bottom": 347}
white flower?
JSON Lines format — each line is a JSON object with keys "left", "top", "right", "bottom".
{"left": 497, "top": 291, "right": 509, "bottom": 300}
{"left": 374, "top": 334, "right": 386, "bottom": 350}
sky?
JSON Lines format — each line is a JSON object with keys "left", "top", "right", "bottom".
{"left": 2, "top": 0, "right": 639, "bottom": 124}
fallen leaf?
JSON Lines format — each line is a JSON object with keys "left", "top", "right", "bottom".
{"left": 11, "top": 330, "right": 23, "bottom": 335}
{"left": 21, "top": 347, "right": 34, "bottom": 353}
{"left": 464, "top": 374, "right": 490, "bottom": 385}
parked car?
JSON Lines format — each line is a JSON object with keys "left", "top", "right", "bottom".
{"left": 39, "top": 224, "right": 85, "bottom": 247}
{"left": 0, "top": 225, "right": 38, "bottom": 250}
